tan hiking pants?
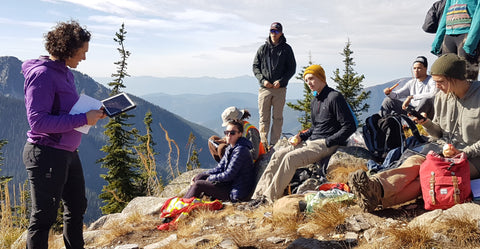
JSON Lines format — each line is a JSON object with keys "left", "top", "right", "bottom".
{"left": 252, "top": 139, "right": 338, "bottom": 202}
{"left": 258, "top": 87, "right": 286, "bottom": 146}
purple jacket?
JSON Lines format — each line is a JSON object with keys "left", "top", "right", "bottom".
{"left": 22, "top": 56, "right": 88, "bottom": 152}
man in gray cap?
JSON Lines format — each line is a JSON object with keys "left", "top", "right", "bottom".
{"left": 253, "top": 22, "right": 296, "bottom": 149}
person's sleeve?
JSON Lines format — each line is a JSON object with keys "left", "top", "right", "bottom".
{"left": 325, "top": 95, "right": 357, "bottom": 147}
{"left": 207, "top": 146, "right": 251, "bottom": 182}
{"left": 422, "top": 93, "right": 444, "bottom": 138}
{"left": 278, "top": 45, "right": 296, "bottom": 87}
{"left": 24, "top": 71, "right": 87, "bottom": 133}
{"left": 462, "top": 140, "right": 480, "bottom": 158}
{"left": 412, "top": 77, "right": 439, "bottom": 100}
{"left": 431, "top": 0, "right": 451, "bottom": 55}
{"left": 422, "top": 1, "right": 442, "bottom": 33}
{"left": 206, "top": 157, "right": 225, "bottom": 175}
{"left": 389, "top": 80, "right": 411, "bottom": 99}
{"left": 463, "top": 2, "right": 480, "bottom": 55}
{"left": 253, "top": 46, "right": 266, "bottom": 87}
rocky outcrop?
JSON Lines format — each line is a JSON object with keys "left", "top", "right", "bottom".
{"left": 12, "top": 140, "right": 480, "bottom": 248}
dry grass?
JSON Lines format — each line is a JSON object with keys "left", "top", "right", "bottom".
{"left": 91, "top": 211, "right": 161, "bottom": 247}
{"left": 435, "top": 216, "right": 480, "bottom": 247}
{"left": 326, "top": 162, "right": 367, "bottom": 183}
{"left": 308, "top": 202, "right": 350, "bottom": 231}
{"left": 34, "top": 197, "right": 480, "bottom": 249}
{"left": 1, "top": 181, "right": 29, "bottom": 249}
{"left": 385, "top": 225, "right": 436, "bottom": 248}
{"left": 355, "top": 214, "right": 480, "bottom": 249}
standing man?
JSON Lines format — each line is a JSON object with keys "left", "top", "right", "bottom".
{"left": 253, "top": 22, "right": 296, "bottom": 149}
{"left": 380, "top": 56, "right": 438, "bottom": 119}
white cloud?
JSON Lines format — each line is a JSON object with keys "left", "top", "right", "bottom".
{"left": 4, "top": 0, "right": 440, "bottom": 88}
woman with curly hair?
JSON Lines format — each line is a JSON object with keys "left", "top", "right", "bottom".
{"left": 22, "top": 20, "right": 106, "bottom": 249}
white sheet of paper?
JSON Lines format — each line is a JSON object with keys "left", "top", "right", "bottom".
{"left": 69, "top": 94, "right": 103, "bottom": 134}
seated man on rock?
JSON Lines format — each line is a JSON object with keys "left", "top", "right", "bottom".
{"left": 380, "top": 56, "right": 438, "bottom": 119}
{"left": 250, "top": 64, "right": 357, "bottom": 205}
{"left": 348, "top": 53, "right": 480, "bottom": 212}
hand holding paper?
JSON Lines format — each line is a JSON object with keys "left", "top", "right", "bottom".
{"left": 69, "top": 94, "right": 103, "bottom": 134}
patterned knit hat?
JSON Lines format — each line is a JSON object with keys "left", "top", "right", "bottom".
{"left": 430, "top": 53, "right": 466, "bottom": 80}
{"left": 303, "top": 64, "right": 326, "bottom": 83}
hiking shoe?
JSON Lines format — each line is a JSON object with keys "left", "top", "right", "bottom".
{"left": 247, "top": 195, "right": 268, "bottom": 209}
{"left": 348, "top": 170, "right": 383, "bottom": 212}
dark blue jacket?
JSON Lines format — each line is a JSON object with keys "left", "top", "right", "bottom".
{"left": 207, "top": 137, "right": 254, "bottom": 201}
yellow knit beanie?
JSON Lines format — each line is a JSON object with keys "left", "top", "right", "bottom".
{"left": 303, "top": 64, "right": 326, "bottom": 82}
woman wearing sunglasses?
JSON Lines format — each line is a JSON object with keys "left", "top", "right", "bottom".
{"left": 184, "top": 120, "right": 255, "bottom": 202}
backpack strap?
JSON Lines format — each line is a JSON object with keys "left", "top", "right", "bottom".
{"left": 429, "top": 171, "right": 436, "bottom": 205}
{"left": 452, "top": 175, "right": 460, "bottom": 204}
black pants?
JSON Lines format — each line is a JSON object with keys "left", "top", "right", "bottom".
{"left": 23, "top": 142, "right": 87, "bottom": 249}
{"left": 183, "top": 172, "right": 231, "bottom": 201}
{"left": 442, "top": 33, "right": 480, "bottom": 81}
{"left": 380, "top": 97, "right": 435, "bottom": 120}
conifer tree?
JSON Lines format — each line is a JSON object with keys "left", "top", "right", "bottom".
{"left": 286, "top": 55, "right": 314, "bottom": 131}
{"left": 98, "top": 23, "right": 141, "bottom": 214}
{"left": 331, "top": 40, "right": 370, "bottom": 125}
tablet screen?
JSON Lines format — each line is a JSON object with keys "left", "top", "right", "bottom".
{"left": 102, "top": 93, "right": 136, "bottom": 117}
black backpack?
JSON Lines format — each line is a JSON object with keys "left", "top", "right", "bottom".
{"left": 363, "top": 113, "right": 425, "bottom": 160}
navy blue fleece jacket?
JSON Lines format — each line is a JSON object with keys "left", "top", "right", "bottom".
{"left": 299, "top": 86, "right": 357, "bottom": 147}
{"left": 207, "top": 137, "right": 255, "bottom": 201}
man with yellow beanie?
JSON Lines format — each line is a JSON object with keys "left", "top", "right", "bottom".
{"left": 250, "top": 64, "right": 357, "bottom": 205}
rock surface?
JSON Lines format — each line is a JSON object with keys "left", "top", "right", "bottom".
{"left": 11, "top": 142, "right": 480, "bottom": 248}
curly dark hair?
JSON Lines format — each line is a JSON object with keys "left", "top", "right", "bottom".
{"left": 44, "top": 20, "right": 91, "bottom": 61}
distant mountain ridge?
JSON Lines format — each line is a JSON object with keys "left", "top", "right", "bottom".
{"left": 93, "top": 75, "right": 308, "bottom": 101}
{"left": 140, "top": 78, "right": 412, "bottom": 135}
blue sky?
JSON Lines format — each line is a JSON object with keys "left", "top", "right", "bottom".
{"left": 1, "top": 0, "right": 439, "bottom": 89}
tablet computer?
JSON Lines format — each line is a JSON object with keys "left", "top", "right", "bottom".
{"left": 102, "top": 92, "right": 136, "bottom": 117}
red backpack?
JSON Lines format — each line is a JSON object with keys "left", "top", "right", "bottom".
{"left": 419, "top": 151, "right": 472, "bottom": 210}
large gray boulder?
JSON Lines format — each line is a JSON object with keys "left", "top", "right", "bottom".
{"left": 158, "top": 168, "right": 206, "bottom": 198}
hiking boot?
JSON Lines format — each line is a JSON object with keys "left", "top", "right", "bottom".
{"left": 247, "top": 195, "right": 268, "bottom": 209}
{"left": 348, "top": 170, "right": 383, "bottom": 212}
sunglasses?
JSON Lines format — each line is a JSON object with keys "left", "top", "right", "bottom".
{"left": 224, "top": 130, "right": 239, "bottom": 136}
{"left": 270, "top": 29, "right": 280, "bottom": 34}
